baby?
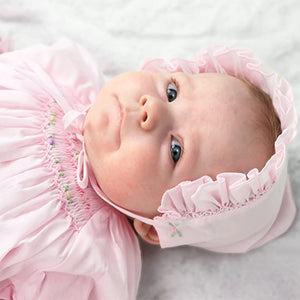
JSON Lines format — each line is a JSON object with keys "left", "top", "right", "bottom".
{"left": 83, "top": 54, "right": 296, "bottom": 249}
{"left": 0, "top": 40, "right": 297, "bottom": 299}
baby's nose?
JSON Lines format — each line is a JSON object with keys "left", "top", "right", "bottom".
{"left": 139, "top": 95, "right": 163, "bottom": 131}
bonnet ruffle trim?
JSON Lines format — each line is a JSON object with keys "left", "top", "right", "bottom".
{"left": 142, "top": 45, "right": 297, "bottom": 219}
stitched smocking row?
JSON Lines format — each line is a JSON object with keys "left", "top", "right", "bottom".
{"left": 40, "top": 93, "right": 95, "bottom": 230}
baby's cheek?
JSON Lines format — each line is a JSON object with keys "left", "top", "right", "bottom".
{"left": 124, "top": 181, "right": 135, "bottom": 190}
{"left": 102, "top": 167, "right": 140, "bottom": 207}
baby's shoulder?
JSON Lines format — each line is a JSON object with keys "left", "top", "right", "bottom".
{"left": 0, "top": 39, "right": 103, "bottom": 111}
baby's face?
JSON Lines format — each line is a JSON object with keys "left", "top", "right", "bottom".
{"left": 84, "top": 71, "right": 269, "bottom": 218}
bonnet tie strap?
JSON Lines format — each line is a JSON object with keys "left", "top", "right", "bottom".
{"left": 76, "top": 134, "right": 89, "bottom": 189}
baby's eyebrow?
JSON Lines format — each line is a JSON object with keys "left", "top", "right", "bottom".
{"left": 154, "top": 73, "right": 168, "bottom": 98}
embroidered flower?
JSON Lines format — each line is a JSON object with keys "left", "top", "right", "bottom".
{"left": 63, "top": 185, "right": 73, "bottom": 204}
{"left": 58, "top": 170, "right": 64, "bottom": 177}
{"left": 48, "top": 113, "right": 57, "bottom": 125}
{"left": 169, "top": 222, "right": 182, "bottom": 237}
{"left": 54, "top": 158, "right": 61, "bottom": 164}
{"left": 48, "top": 135, "right": 56, "bottom": 149}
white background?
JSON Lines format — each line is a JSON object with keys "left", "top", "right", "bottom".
{"left": 1, "top": 1, "right": 299, "bottom": 299}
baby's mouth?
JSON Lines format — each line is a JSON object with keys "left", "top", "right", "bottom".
{"left": 116, "top": 97, "right": 124, "bottom": 143}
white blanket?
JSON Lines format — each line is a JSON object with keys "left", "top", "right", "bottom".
{"left": 1, "top": 1, "right": 299, "bottom": 299}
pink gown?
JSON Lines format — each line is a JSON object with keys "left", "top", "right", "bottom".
{"left": 0, "top": 40, "right": 141, "bottom": 300}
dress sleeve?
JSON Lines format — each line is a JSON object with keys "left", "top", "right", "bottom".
{"left": 0, "top": 39, "right": 103, "bottom": 112}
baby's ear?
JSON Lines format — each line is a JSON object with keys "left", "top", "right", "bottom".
{"left": 133, "top": 219, "right": 160, "bottom": 245}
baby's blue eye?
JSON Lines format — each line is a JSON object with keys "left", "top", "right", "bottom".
{"left": 170, "top": 137, "right": 182, "bottom": 163}
{"left": 166, "top": 82, "right": 177, "bottom": 102}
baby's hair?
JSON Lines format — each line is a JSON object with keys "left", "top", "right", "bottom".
{"left": 239, "top": 77, "right": 282, "bottom": 155}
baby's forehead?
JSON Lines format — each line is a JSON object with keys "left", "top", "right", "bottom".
{"left": 154, "top": 71, "right": 248, "bottom": 90}
{"left": 146, "top": 70, "right": 257, "bottom": 117}
{"left": 188, "top": 72, "right": 249, "bottom": 89}
{"left": 184, "top": 72, "right": 252, "bottom": 101}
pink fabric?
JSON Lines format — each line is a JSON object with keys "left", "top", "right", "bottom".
{"left": 0, "top": 40, "right": 141, "bottom": 300}
{"left": 0, "top": 38, "right": 11, "bottom": 54}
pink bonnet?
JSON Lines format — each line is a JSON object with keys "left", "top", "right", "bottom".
{"left": 86, "top": 46, "right": 297, "bottom": 253}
